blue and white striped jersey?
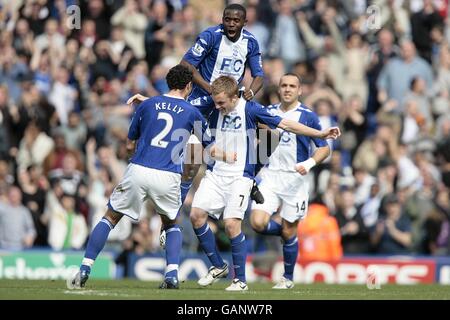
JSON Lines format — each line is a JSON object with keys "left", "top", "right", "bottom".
{"left": 206, "top": 98, "right": 282, "bottom": 178}
{"left": 265, "top": 103, "right": 327, "bottom": 172}
{"left": 183, "top": 24, "right": 264, "bottom": 105}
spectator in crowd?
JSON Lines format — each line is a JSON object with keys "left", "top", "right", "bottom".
{"left": 411, "top": 0, "right": 444, "bottom": 63}
{"left": 245, "top": 5, "right": 270, "bottom": 57}
{"left": 359, "top": 181, "right": 384, "bottom": 229}
{"left": 57, "top": 111, "right": 88, "bottom": 151}
{"left": 16, "top": 121, "right": 54, "bottom": 172}
{"left": 377, "top": 40, "right": 433, "bottom": 109}
{"left": 269, "top": 0, "right": 306, "bottom": 71}
{"left": 34, "top": 18, "right": 65, "bottom": 53}
{"left": 335, "top": 187, "right": 370, "bottom": 254}
{"left": 0, "top": 186, "right": 36, "bottom": 250}
{"left": 403, "top": 76, "right": 433, "bottom": 128}
{"left": 340, "top": 95, "right": 368, "bottom": 160}
{"left": 0, "top": 160, "right": 14, "bottom": 201}
{"left": 144, "top": 0, "right": 171, "bottom": 72}
{"left": 421, "top": 186, "right": 450, "bottom": 255}
{"left": 46, "top": 191, "right": 88, "bottom": 250}
{"left": 371, "top": 194, "right": 412, "bottom": 254}
{"left": 18, "top": 165, "right": 48, "bottom": 247}
{"left": 366, "top": 28, "right": 400, "bottom": 114}
{"left": 111, "top": 0, "right": 147, "bottom": 59}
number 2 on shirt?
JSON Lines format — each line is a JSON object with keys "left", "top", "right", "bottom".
{"left": 151, "top": 112, "right": 173, "bottom": 148}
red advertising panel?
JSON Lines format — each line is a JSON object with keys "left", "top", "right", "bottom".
{"left": 285, "top": 258, "right": 436, "bottom": 284}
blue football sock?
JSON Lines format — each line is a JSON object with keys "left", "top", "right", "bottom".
{"left": 231, "top": 233, "right": 247, "bottom": 283}
{"left": 180, "top": 180, "right": 192, "bottom": 204}
{"left": 194, "top": 223, "right": 225, "bottom": 268}
{"left": 164, "top": 224, "right": 182, "bottom": 280}
{"left": 283, "top": 236, "right": 298, "bottom": 281}
{"left": 260, "top": 219, "right": 282, "bottom": 236}
{"left": 82, "top": 218, "right": 114, "bottom": 273}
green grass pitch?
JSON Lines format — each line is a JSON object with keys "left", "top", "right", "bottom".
{"left": 0, "top": 279, "right": 449, "bottom": 300}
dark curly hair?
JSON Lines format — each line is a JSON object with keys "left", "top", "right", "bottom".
{"left": 224, "top": 4, "right": 246, "bottom": 19}
{"left": 166, "top": 64, "right": 193, "bottom": 90}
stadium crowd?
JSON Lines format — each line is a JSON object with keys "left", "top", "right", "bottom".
{"left": 0, "top": 0, "right": 449, "bottom": 268}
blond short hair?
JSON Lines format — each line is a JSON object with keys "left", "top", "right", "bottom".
{"left": 211, "top": 76, "right": 239, "bottom": 98}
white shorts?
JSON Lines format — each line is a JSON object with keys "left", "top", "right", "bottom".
{"left": 252, "top": 168, "right": 309, "bottom": 223}
{"left": 187, "top": 134, "right": 201, "bottom": 144}
{"left": 108, "top": 163, "right": 181, "bottom": 220}
{"left": 192, "top": 170, "right": 253, "bottom": 220}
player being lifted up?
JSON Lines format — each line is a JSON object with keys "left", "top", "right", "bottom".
{"left": 67, "top": 65, "right": 236, "bottom": 290}
{"left": 180, "top": 3, "right": 265, "bottom": 206}
{"left": 190, "top": 76, "right": 340, "bottom": 291}
{"left": 251, "top": 73, "right": 331, "bottom": 289}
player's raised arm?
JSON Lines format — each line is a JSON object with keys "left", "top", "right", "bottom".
{"left": 278, "top": 119, "right": 341, "bottom": 140}
{"left": 243, "top": 36, "right": 264, "bottom": 101}
{"left": 243, "top": 76, "right": 264, "bottom": 101}
{"left": 180, "top": 59, "right": 212, "bottom": 94}
{"left": 181, "top": 28, "right": 215, "bottom": 95}
{"left": 248, "top": 100, "right": 341, "bottom": 140}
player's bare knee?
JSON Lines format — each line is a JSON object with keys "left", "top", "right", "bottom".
{"left": 161, "top": 215, "right": 177, "bottom": 229}
{"left": 224, "top": 219, "right": 241, "bottom": 238}
{"left": 250, "top": 211, "right": 269, "bottom": 233}
{"left": 105, "top": 208, "right": 122, "bottom": 225}
{"left": 250, "top": 217, "right": 266, "bottom": 233}
{"left": 281, "top": 221, "right": 298, "bottom": 240}
{"left": 190, "top": 208, "right": 207, "bottom": 228}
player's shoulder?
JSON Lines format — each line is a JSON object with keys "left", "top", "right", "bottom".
{"left": 266, "top": 103, "right": 280, "bottom": 111}
{"left": 242, "top": 29, "right": 259, "bottom": 48}
{"left": 297, "top": 103, "right": 315, "bottom": 114}
{"left": 199, "top": 25, "right": 224, "bottom": 39}
{"left": 298, "top": 103, "right": 321, "bottom": 123}
{"left": 242, "top": 29, "right": 258, "bottom": 41}
{"left": 245, "top": 99, "right": 264, "bottom": 110}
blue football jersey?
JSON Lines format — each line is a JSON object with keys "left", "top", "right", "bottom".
{"left": 183, "top": 25, "right": 264, "bottom": 104}
{"left": 206, "top": 98, "right": 282, "bottom": 178}
{"left": 128, "top": 95, "right": 213, "bottom": 174}
{"left": 266, "top": 103, "right": 328, "bottom": 172}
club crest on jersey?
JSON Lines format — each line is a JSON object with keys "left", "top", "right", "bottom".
{"left": 221, "top": 115, "right": 242, "bottom": 131}
{"left": 192, "top": 42, "right": 205, "bottom": 57}
{"left": 280, "top": 130, "right": 292, "bottom": 143}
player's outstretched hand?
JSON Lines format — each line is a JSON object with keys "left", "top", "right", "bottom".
{"left": 321, "top": 127, "right": 341, "bottom": 140}
{"left": 127, "top": 93, "right": 149, "bottom": 105}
